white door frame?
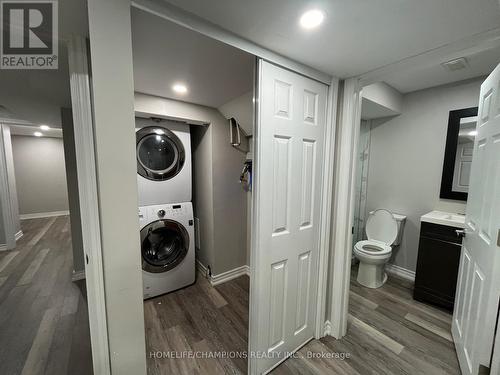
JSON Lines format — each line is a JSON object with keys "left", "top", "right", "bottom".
{"left": 130, "top": 0, "right": 338, "bottom": 363}
{"left": 327, "top": 27, "right": 500, "bottom": 347}
{"left": 76, "top": 1, "right": 338, "bottom": 373}
{"left": 328, "top": 78, "right": 363, "bottom": 337}
{"left": 0, "top": 122, "right": 18, "bottom": 251}
{"left": 0, "top": 118, "right": 33, "bottom": 251}
{"left": 67, "top": 35, "right": 111, "bottom": 374}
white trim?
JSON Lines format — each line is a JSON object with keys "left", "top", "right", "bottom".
{"left": 15, "top": 230, "right": 23, "bottom": 241}
{"left": 195, "top": 259, "right": 208, "bottom": 276}
{"left": 329, "top": 78, "right": 363, "bottom": 339}
{"left": 314, "top": 77, "right": 339, "bottom": 339}
{"left": 72, "top": 269, "right": 86, "bottom": 281}
{"left": 323, "top": 320, "right": 332, "bottom": 336}
{"left": 196, "top": 260, "right": 250, "bottom": 286}
{"left": 67, "top": 35, "right": 111, "bottom": 375}
{"left": 0, "top": 244, "right": 6, "bottom": 251}
{"left": 491, "top": 306, "right": 500, "bottom": 374}
{"left": 0, "top": 125, "right": 16, "bottom": 250}
{"left": 211, "top": 265, "right": 250, "bottom": 286}
{"left": 20, "top": 210, "right": 69, "bottom": 220}
{"left": 385, "top": 263, "right": 415, "bottom": 283}
{"left": 131, "top": 0, "right": 332, "bottom": 85}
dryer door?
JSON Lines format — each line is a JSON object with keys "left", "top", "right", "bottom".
{"left": 140, "top": 219, "right": 189, "bottom": 273}
{"left": 136, "top": 126, "right": 185, "bottom": 181}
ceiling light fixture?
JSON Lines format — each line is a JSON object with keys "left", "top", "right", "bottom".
{"left": 40, "top": 125, "right": 50, "bottom": 131}
{"left": 468, "top": 130, "right": 478, "bottom": 136}
{"left": 299, "top": 9, "right": 325, "bottom": 29}
{"left": 172, "top": 83, "right": 188, "bottom": 94}
{"left": 34, "top": 131, "right": 43, "bottom": 137}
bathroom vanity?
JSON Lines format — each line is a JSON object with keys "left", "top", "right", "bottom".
{"left": 414, "top": 211, "right": 465, "bottom": 311}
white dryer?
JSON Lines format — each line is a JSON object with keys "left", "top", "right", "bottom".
{"left": 139, "top": 202, "right": 195, "bottom": 299}
{"left": 136, "top": 117, "right": 192, "bottom": 205}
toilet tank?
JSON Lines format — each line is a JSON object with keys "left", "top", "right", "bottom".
{"left": 368, "top": 210, "right": 407, "bottom": 246}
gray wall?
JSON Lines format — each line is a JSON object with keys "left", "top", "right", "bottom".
{"left": 11, "top": 135, "right": 69, "bottom": 215}
{"left": 365, "top": 78, "right": 483, "bottom": 272}
{"left": 61, "top": 108, "right": 85, "bottom": 273}
{"left": 211, "top": 109, "right": 248, "bottom": 275}
{"left": 191, "top": 124, "right": 215, "bottom": 268}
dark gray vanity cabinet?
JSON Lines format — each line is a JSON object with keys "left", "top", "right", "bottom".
{"left": 413, "top": 222, "right": 463, "bottom": 311}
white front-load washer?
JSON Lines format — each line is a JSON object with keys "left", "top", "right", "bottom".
{"left": 139, "top": 202, "right": 195, "bottom": 299}
{"left": 136, "top": 117, "right": 192, "bottom": 205}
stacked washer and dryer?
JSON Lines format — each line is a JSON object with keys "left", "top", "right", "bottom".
{"left": 136, "top": 118, "right": 195, "bottom": 299}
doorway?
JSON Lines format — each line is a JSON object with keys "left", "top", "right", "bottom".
{"left": 0, "top": 102, "right": 93, "bottom": 374}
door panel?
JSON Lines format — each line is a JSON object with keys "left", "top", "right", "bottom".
{"left": 250, "top": 60, "right": 328, "bottom": 374}
{"left": 452, "top": 63, "right": 500, "bottom": 375}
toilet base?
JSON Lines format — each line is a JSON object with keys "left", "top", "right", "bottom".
{"left": 357, "top": 262, "right": 388, "bottom": 289}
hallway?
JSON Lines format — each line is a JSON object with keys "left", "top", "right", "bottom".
{"left": 0, "top": 217, "right": 92, "bottom": 375}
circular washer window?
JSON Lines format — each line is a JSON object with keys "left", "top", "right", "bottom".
{"left": 141, "top": 219, "right": 189, "bottom": 273}
{"left": 136, "top": 126, "right": 185, "bottom": 181}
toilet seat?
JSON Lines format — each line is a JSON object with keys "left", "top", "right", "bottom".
{"left": 354, "top": 240, "right": 392, "bottom": 257}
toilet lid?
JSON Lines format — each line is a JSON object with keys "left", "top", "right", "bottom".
{"left": 365, "top": 209, "right": 398, "bottom": 245}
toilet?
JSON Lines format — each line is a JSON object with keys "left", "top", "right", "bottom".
{"left": 353, "top": 209, "right": 406, "bottom": 288}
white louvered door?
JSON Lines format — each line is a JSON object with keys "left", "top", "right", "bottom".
{"left": 249, "top": 60, "right": 328, "bottom": 374}
{"left": 452, "top": 64, "right": 500, "bottom": 375}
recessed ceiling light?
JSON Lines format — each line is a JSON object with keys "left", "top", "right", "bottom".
{"left": 299, "top": 9, "right": 325, "bottom": 29}
{"left": 40, "top": 125, "right": 50, "bottom": 131}
{"left": 468, "top": 130, "right": 477, "bottom": 136}
{"left": 34, "top": 131, "right": 43, "bottom": 137}
{"left": 172, "top": 83, "right": 188, "bottom": 94}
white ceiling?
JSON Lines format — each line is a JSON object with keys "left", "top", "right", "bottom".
{"left": 131, "top": 8, "right": 254, "bottom": 108}
{"left": 9, "top": 124, "right": 62, "bottom": 138}
{"left": 162, "top": 0, "right": 500, "bottom": 79}
{"left": 382, "top": 46, "right": 500, "bottom": 93}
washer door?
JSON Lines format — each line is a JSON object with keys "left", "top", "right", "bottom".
{"left": 136, "top": 126, "right": 185, "bottom": 181}
{"left": 141, "top": 219, "right": 189, "bottom": 273}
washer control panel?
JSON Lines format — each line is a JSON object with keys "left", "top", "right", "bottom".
{"left": 154, "top": 204, "right": 187, "bottom": 219}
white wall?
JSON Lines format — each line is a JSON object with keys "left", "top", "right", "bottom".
{"left": 88, "top": 0, "right": 147, "bottom": 372}
{"left": 366, "top": 78, "right": 483, "bottom": 272}
{"left": 218, "top": 91, "right": 253, "bottom": 135}
{"left": 11, "top": 135, "right": 69, "bottom": 216}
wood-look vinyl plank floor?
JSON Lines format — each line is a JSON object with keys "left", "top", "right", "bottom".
{"left": 0, "top": 216, "right": 92, "bottom": 375}
{"left": 0, "top": 216, "right": 461, "bottom": 375}
{"left": 146, "top": 264, "right": 460, "bottom": 374}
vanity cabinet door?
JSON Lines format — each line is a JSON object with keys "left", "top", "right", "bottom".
{"left": 414, "top": 224, "right": 462, "bottom": 310}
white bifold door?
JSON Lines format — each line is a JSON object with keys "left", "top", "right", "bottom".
{"left": 452, "top": 63, "right": 500, "bottom": 375}
{"left": 249, "top": 60, "right": 328, "bottom": 374}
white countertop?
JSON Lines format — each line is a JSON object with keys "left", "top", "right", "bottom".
{"left": 421, "top": 210, "right": 466, "bottom": 228}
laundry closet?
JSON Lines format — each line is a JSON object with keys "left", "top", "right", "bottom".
{"left": 131, "top": 7, "right": 254, "bottom": 299}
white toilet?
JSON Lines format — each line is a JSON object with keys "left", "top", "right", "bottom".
{"left": 353, "top": 209, "right": 406, "bottom": 288}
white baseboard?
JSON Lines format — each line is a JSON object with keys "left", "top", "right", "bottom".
{"left": 385, "top": 263, "right": 415, "bottom": 282}
{"left": 323, "top": 320, "right": 332, "bottom": 336}
{"left": 0, "top": 231, "right": 23, "bottom": 251}
{"left": 195, "top": 259, "right": 208, "bottom": 277}
{"left": 196, "top": 260, "right": 250, "bottom": 286}
{"left": 20, "top": 210, "right": 70, "bottom": 220}
{"left": 211, "top": 265, "right": 250, "bottom": 285}
{"left": 72, "top": 269, "right": 86, "bottom": 281}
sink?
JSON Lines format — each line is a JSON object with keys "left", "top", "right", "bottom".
{"left": 421, "top": 210, "right": 466, "bottom": 228}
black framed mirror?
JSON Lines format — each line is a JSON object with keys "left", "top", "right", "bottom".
{"left": 440, "top": 107, "right": 478, "bottom": 201}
